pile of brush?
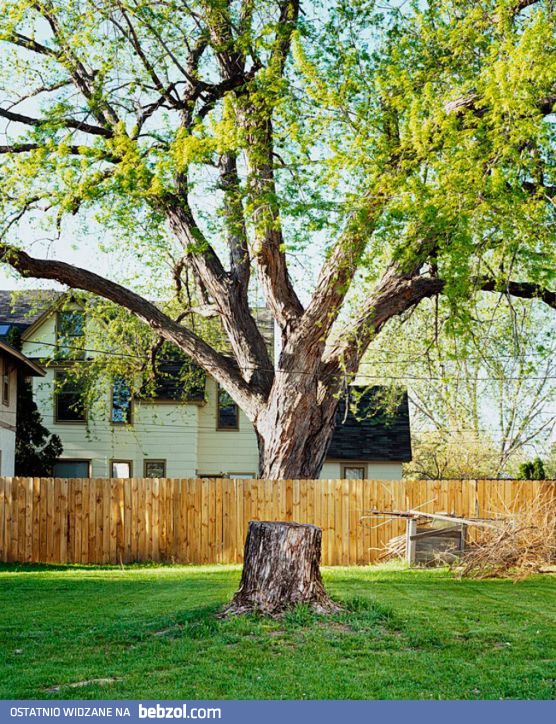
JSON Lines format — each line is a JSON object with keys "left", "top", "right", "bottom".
{"left": 380, "top": 533, "right": 406, "bottom": 560}
{"left": 455, "top": 491, "right": 556, "bottom": 580}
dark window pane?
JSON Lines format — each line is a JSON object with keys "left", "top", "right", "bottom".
{"left": 55, "top": 372, "right": 86, "bottom": 421}
{"left": 144, "top": 460, "right": 166, "bottom": 478}
{"left": 53, "top": 460, "right": 89, "bottom": 477}
{"left": 217, "top": 387, "right": 238, "bottom": 429}
{"left": 112, "top": 377, "right": 132, "bottom": 423}
{"left": 57, "top": 311, "right": 85, "bottom": 359}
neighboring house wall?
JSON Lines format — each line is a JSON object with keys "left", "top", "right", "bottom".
{"left": 32, "top": 368, "right": 200, "bottom": 478}
{"left": 19, "top": 303, "right": 409, "bottom": 480}
{"left": 0, "top": 352, "right": 18, "bottom": 476}
{"left": 196, "top": 378, "right": 259, "bottom": 477}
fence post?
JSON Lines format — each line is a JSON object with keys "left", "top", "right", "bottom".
{"left": 406, "top": 517, "right": 417, "bottom": 566}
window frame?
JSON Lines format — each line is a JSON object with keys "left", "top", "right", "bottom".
{"left": 55, "top": 310, "right": 86, "bottom": 360}
{"left": 54, "top": 370, "right": 87, "bottom": 424}
{"left": 53, "top": 458, "right": 91, "bottom": 478}
{"left": 143, "top": 459, "right": 167, "bottom": 478}
{"left": 110, "top": 459, "right": 133, "bottom": 478}
{"left": 110, "top": 377, "right": 133, "bottom": 425}
{"left": 216, "top": 384, "right": 239, "bottom": 431}
{"left": 341, "top": 464, "right": 367, "bottom": 480}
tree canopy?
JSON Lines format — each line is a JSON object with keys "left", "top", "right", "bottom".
{"left": 0, "top": 0, "right": 554, "bottom": 477}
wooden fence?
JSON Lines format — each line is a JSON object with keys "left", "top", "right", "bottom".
{"left": 0, "top": 477, "right": 553, "bottom": 566}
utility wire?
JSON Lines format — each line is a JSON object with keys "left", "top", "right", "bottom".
{"left": 25, "top": 338, "right": 554, "bottom": 363}
{"left": 25, "top": 339, "right": 556, "bottom": 381}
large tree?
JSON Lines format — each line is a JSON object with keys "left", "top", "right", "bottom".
{"left": 0, "top": 0, "right": 554, "bottom": 477}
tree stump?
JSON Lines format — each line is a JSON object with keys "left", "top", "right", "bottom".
{"left": 223, "top": 521, "right": 340, "bottom": 616}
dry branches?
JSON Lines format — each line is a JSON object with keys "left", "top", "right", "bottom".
{"left": 455, "top": 491, "right": 556, "bottom": 580}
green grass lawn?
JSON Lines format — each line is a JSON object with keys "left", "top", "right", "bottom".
{"left": 0, "top": 563, "right": 554, "bottom": 700}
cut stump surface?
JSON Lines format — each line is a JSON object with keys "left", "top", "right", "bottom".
{"left": 223, "top": 520, "right": 340, "bottom": 616}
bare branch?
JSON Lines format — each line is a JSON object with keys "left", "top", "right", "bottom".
{"left": 0, "top": 106, "right": 113, "bottom": 138}
{"left": 32, "top": 0, "right": 121, "bottom": 130}
{"left": 1, "top": 31, "right": 60, "bottom": 57}
{"left": 108, "top": 7, "right": 182, "bottom": 110}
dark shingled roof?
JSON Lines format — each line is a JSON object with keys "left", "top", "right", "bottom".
{"left": 328, "top": 386, "right": 412, "bottom": 462}
{"left": 0, "top": 290, "right": 62, "bottom": 333}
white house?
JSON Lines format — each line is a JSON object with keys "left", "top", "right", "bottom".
{"left": 0, "top": 337, "right": 45, "bottom": 475}
{"left": 0, "top": 291, "right": 411, "bottom": 479}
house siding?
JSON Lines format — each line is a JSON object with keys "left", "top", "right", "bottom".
{"left": 32, "top": 368, "right": 200, "bottom": 478}
{"left": 0, "top": 427, "right": 15, "bottom": 475}
{"left": 0, "top": 355, "right": 18, "bottom": 475}
{"left": 196, "top": 378, "right": 259, "bottom": 477}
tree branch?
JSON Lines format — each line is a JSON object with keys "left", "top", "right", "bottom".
{"left": 0, "top": 107, "right": 113, "bottom": 138}
{"left": 322, "top": 271, "right": 555, "bottom": 379}
{"left": 33, "top": 0, "right": 120, "bottom": 130}
{"left": 108, "top": 7, "right": 182, "bottom": 110}
{"left": 243, "top": 111, "right": 304, "bottom": 332}
{"left": 0, "top": 243, "right": 262, "bottom": 416}
{"left": 295, "top": 199, "right": 382, "bottom": 354}
{"left": 445, "top": 85, "right": 555, "bottom": 117}
{"left": 163, "top": 197, "right": 274, "bottom": 393}
{"left": 218, "top": 151, "right": 250, "bottom": 292}
{"left": 478, "top": 277, "right": 556, "bottom": 309}
{"left": 1, "top": 31, "right": 60, "bottom": 57}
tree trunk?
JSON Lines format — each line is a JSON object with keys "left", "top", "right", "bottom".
{"left": 254, "top": 374, "right": 341, "bottom": 479}
{"left": 223, "top": 521, "right": 340, "bottom": 616}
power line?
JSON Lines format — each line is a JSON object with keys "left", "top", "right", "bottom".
{"left": 25, "top": 337, "right": 554, "bottom": 364}
{"left": 25, "top": 339, "right": 556, "bottom": 382}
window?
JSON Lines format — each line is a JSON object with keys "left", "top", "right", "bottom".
{"left": 53, "top": 459, "right": 90, "bottom": 478}
{"left": 55, "top": 371, "right": 86, "bottom": 422}
{"left": 111, "top": 460, "right": 132, "bottom": 478}
{"left": 1, "top": 358, "right": 9, "bottom": 406}
{"left": 56, "top": 310, "right": 85, "bottom": 359}
{"left": 342, "top": 465, "right": 366, "bottom": 480}
{"left": 217, "top": 386, "right": 239, "bottom": 430}
{"left": 144, "top": 459, "right": 166, "bottom": 478}
{"left": 111, "top": 377, "right": 133, "bottom": 424}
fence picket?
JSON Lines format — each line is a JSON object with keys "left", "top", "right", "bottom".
{"left": 0, "top": 477, "right": 552, "bottom": 566}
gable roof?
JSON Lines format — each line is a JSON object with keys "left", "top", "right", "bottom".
{"left": 328, "top": 386, "right": 412, "bottom": 462}
{"left": 0, "top": 339, "right": 45, "bottom": 377}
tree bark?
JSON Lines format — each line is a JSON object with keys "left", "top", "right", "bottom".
{"left": 255, "top": 389, "right": 340, "bottom": 479}
{"left": 224, "top": 521, "right": 340, "bottom": 616}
